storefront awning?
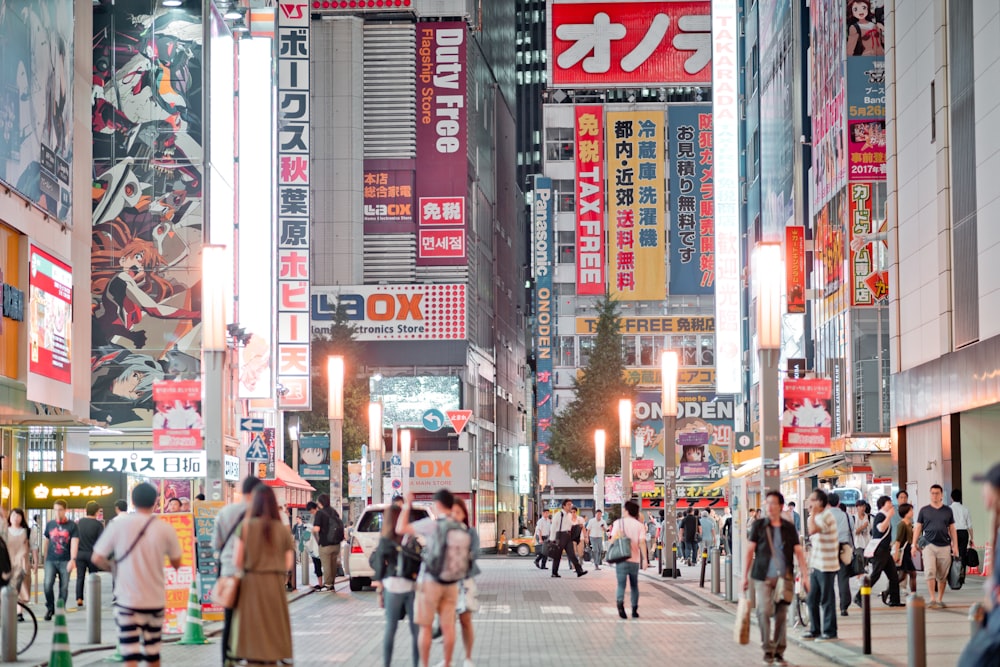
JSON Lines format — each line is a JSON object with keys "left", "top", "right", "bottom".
{"left": 784, "top": 454, "right": 846, "bottom": 482}
{"left": 263, "top": 461, "right": 316, "bottom": 493}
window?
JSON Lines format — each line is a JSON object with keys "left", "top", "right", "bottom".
{"left": 679, "top": 335, "right": 698, "bottom": 366}
{"left": 553, "top": 179, "right": 575, "bottom": 211}
{"left": 557, "top": 231, "right": 575, "bottom": 264}
{"left": 699, "top": 336, "right": 715, "bottom": 366}
{"left": 639, "top": 336, "right": 656, "bottom": 366}
{"left": 579, "top": 336, "right": 595, "bottom": 366}
{"left": 557, "top": 336, "right": 576, "bottom": 367}
{"left": 622, "top": 336, "right": 637, "bottom": 365}
{"left": 545, "top": 127, "right": 574, "bottom": 161}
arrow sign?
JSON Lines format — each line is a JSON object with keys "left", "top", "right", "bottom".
{"left": 246, "top": 434, "right": 269, "bottom": 462}
{"left": 446, "top": 409, "right": 473, "bottom": 434}
{"left": 240, "top": 418, "right": 264, "bottom": 432}
{"left": 421, "top": 408, "right": 446, "bottom": 432}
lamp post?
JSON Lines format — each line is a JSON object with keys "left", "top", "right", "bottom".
{"left": 287, "top": 414, "right": 301, "bottom": 472}
{"left": 202, "top": 245, "right": 227, "bottom": 501}
{"left": 400, "top": 429, "right": 411, "bottom": 498}
{"left": 594, "top": 429, "right": 606, "bottom": 513}
{"left": 661, "top": 350, "right": 679, "bottom": 578}
{"left": 756, "top": 244, "right": 783, "bottom": 495}
{"left": 618, "top": 399, "right": 632, "bottom": 513}
{"left": 368, "top": 402, "right": 383, "bottom": 505}
{"left": 327, "top": 356, "right": 345, "bottom": 516}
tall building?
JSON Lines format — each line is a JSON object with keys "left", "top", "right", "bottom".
{"left": 515, "top": 0, "right": 545, "bottom": 189}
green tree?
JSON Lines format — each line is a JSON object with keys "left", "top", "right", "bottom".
{"left": 547, "top": 296, "right": 635, "bottom": 482}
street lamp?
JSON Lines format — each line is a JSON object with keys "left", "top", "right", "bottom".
{"left": 756, "top": 243, "right": 783, "bottom": 495}
{"left": 400, "top": 429, "right": 411, "bottom": 498}
{"left": 618, "top": 398, "right": 632, "bottom": 512}
{"left": 287, "top": 414, "right": 301, "bottom": 472}
{"left": 202, "top": 244, "right": 228, "bottom": 501}
{"left": 327, "top": 356, "right": 345, "bottom": 516}
{"left": 594, "top": 429, "right": 606, "bottom": 513}
{"left": 368, "top": 402, "right": 383, "bottom": 504}
{"left": 661, "top": 350, "right": 679, "bottom": 578}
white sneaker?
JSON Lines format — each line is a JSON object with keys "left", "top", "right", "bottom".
{"left": 463, "top": 661, "right": 475, "bottom": 667}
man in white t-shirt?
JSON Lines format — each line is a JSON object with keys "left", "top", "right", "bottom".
{"left": 533, "top": 511, "right": 551, "bottom": 569}
{"left": 92, "top": 482, "right": 182, "bottom": 667}
{"left": 585, "top": 510, "right": 608, "bottom": 570}
{"left": 950, "top": 488, "right": 974, "bottom": 565}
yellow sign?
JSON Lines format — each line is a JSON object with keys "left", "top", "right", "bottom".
{"left": 623, "top": 367, "right": 716, "bottom": 387}
{"left": 576, "top": 315, "right": 714, "bottom": 335}
{"left": 32, "top": 484, "right": 114, "bottom": 501}
{"left": 606, "top": 111, "right": 666, "bottom": 301}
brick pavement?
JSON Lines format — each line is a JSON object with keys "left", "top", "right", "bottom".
{"left": 65, "top": 557, "right": 841, "bottom": 667}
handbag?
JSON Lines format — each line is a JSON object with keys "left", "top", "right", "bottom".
{"left": 966, "top": 548, "right": 981, "bottom": 569}
{"left": 582, "top": 545, "right": 593, "bottom": 562}
{"left": 763, "top": 525, "right": 794, "bottom": 604}
{"left": 211, "top": 575, "right": 240, "bottom": 609}
{"left": 544, "top": 540, "right": 560, "bottom": 559}
{"left": 911, "top": 546, "right": 924, "bottom": 571}
{"left": 948, "top": 556, "right": 966, "bottom": 590}
{"left": 605, "top": 521, "right": 632, "bottom": 564}
{"left": 734, "top": 595, "right": 751, "bottom": 645}
{"left": 850, "top": 547, "right": 867, "bottom": 576}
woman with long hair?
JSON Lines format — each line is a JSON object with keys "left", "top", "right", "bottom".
{"left": 371, "top": 504, "right": 419, "bottom": 667}
{"left": 453, "top": 498, "right": 480, "bottom": 667}
{"left": 6, "top": 509, "right": 29, "bottom": 610}
{"left": 230, "top": 485, "right": 294, "bottom": 665}
{"left": 610, "top": 500, "right": 648, "bottom": 619}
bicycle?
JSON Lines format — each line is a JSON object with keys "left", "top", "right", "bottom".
{"left": 16, "top": 601, "right": 37, "bottom": 655}
{"left": 792, "top": 572, "right": 810, "bottom": 630}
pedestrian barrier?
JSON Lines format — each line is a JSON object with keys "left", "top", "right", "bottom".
{"left": 710, "top": 547, "right": 721, "bottom": 595}
{"left": 907, "top": 594, "right": 926, "bottom": 667}
{"left": 983, "top": 542, "right": 993, "bottom": 578}
{"left": 861, "top": 575, "right": 872, "bottom": 655}
{"left": 49, "top": 599, "right": 72, "bottom": 667}
{"left": 724, "top": 555, "right": 735, "bottom": 602}
{"left": 969, "top": 602, "right": 985, "bottom": 638}
{"left": 699, "top": 547, "right": 709, "bottom": 587}
{"left": 87, "top": 573, "right": 101, "bottom": 645}
{"left": 0, "top": 585, "right": 15, "bottom": 661}
{"left": 177, "top": 574, "right": 211, "bottom": 645}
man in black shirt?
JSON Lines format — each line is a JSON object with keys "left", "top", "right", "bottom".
{"left": 681, "top": 510, "right": 699, "bottom": 566}
{"left": 312, "top": 494, "right": 344, "bottom": 591}
{"left": 912, "top": 484, "right": 959, "bottom": 608}
{"left": 74, "top": 502, "right": 104, "bottom": 608}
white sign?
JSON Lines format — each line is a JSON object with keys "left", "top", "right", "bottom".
{"left": 712, "top": 0, "right": 742, "bottom": 394}
{"left": 408, "top": 451, "right": 472, "bottom": 494}
{"left": 89, "top": 451, "right": 207, "bottom": 479}
{"left": 224, "top": 454, "right": 241, "bottom": 482}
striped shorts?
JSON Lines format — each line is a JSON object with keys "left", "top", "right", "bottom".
{"left": 115, "top": 606, "right": 165, "bottom": 662}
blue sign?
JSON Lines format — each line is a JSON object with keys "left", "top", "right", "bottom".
{"left": 533, "top": 175, "right": 555, "bottom": 466}
{"left": 390, "top": 454, "right": 401, "bottom": 466}
{"left": 240, "top": 418, "right": 264, "bottom": 432}
{"left": 668, "top": 104, "right": 714, "bottom": 295}
{"left": 245, "top": 434, "right": 269, "bottom": 462}
{"left": 421, "top": 408, "right": 446, "bottom": 432}
{"left": 299, "top": 434, "right": 330, "bottom": 480}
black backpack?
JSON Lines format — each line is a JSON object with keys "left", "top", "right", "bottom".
{"left": 325, "top": 509, "right": 345, "bottom": 545}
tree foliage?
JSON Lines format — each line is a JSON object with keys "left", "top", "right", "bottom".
{"left": 547, "top": 296, "right": 635, "bottom": 482}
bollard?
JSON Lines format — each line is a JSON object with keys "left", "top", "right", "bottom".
{"left": 711, "top": 547, "right": 721, "bottom": 595}
{"left": 907, "top": 594, "right": 927, "bottom": 667}
{"left": 87, "top": 572, "right": 102, "bottom": 644}
{"left": 724, "top": 555, "right": 734, "bottom": 602}
{"left": 300, "top": 548, "right": 310, "bottom": 589}
{"left": 861, "top": 575, "right": 871, "bottom": 655}
{"left": 699, "top": 547, "right": 708, "bottom": 587}
{"left": 969, "top": 601, "right": 985, "bottom": 638}
{"left": 1, "top": 585, "right": 15, "bottom": 661}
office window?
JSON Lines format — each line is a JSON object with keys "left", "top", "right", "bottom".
{"left": 557, "top": 336, "right": 576, "bottom": 367}
{"left": 557, "top": 231, "right": 575, "bottom": 264}
{"left": 553, "top": 179, "right": 575, "bottom": 211}
{"left": 579, "top": 336, "right": 595, "bottom": 366}
{"left": 545, "top": 127, "right": 574, "bottom": 161}
{"left": 622, "top": 336, "right": 637, "bottom": 365}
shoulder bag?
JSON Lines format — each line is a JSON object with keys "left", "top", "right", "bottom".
{"left": 211, "top": 514, "right": 246, "bottom": 609}
{"left": 109, "top": 516, "right": 156, "bottom": 594}
{"left": 605, "top": 520, "right": 632, "bottom": 564}
{"left": 763, "top": 524, "right": 794, "bottom": 604}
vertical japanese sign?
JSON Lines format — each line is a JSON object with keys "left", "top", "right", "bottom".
{"left": 416, "top": 22, "right": 467, "bottom": 266}
{"left": 781, "top": 377, "right": 833, "bottom": 451}
{"left": 363, "top": 160, "right": 416, "bottom": 234}
{"left": 152, "top": 380, "right": 204, "bottom": 451}
{"left": 606, "top": 111, "right": 666, "bottom": 300}
{"left": 276, "top": 2, "right": 311, "bottom": 410}
{"left": 27, "top": 245, "right": 72, "bottom": 384}
{"left": 574, "top": 106, "right": 605, "bottom": 294}
{"left": 712, "top": 0, "right": 742, "bottom": 394}
{"left": 786, "top": 226, "right": 806, "bottom": 313}
{"left": 849, "top": 183, "right": 888, "bottom": 305}
{"left": 299, "top": 434, "right": 331, "bottom": 479}
{"left": 533, "top": 176, "right": 554, "bottom": 466}
{"left": 192, "top": 501, "right": 225, "bottom": 622}
{"left": 162, "top": 513, "right": 196, "bottom": 634}
{"left": 846, "top": 55, "right": 885, "bottom": 182}
{"left": 668, "top": 105, "right": 714, "bottom": 294}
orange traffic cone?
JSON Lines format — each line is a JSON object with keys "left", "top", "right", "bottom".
{"left": 983, "top": 542, "right": 993, "bottom": 578}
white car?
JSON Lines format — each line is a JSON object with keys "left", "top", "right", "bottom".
{"left": 347, "top": 502, "right": 433, "bottom": 591}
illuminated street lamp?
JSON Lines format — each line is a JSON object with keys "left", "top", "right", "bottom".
{"left": 661, "top": 350, "right": 679, "bottom": 578}
{"left": 400, "top": 429, "right": 412, "bottom": 498}
{"left": 756, "top": 244, "right": 783, "bottom": 495}
{"left": 594, "top": 429, "right": 606, "bottom": 513}
{"left": 368, "top": 402, "right": 383, "bottom": 505}
{"left": 328, "top": 356, "right": 345, "bottom": 515}
{"left": 618, "top": 398, "right": 632, "bottom": 512}
{"left": 202, "top": 244, "right": 227, "bottom": 501}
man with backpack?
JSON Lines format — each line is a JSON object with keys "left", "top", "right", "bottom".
{"left": 313, "top": 493, "right": 345, "bottom": 592}
{"left": 397, "top": 489, "right": 472, "bottom": 667}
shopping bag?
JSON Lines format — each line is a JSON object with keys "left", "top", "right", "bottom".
{"left": 734, "top": 596, "right": 751, "bottom": 645}
{"left": 948, "top": 556, "right": 966, "bottom": 590}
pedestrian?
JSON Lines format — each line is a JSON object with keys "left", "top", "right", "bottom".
{"left": 111, "top": 500, "right": 127, "bottom": 523}
{"left": 786, "top": 501, "right": 801, "bottom": 535}
{"left": 951, "top": 488, "right": 974, "bottom": 565}
{"left": 860, "top": 495, "right": 903, "bottom": 608}
{"left": 303, "top": 501, "right": 323, "bottom": 584}
{"left": 533, "top": 510, "right": 551, "bottom": 570}
{"left": 890, "top": 489, "right": 909, "bottom": 536}
{"left": 213, "top": 476, "right": 264, "bottom": 664}
{"left": 570, "top": 508, "right": 585, "bottom": 560}
{"left": 610, "top": 500, "right": 648, "bottom": 619}
{"left": 911, "top": 483, "right": 959, "bottom": 609}
{"left": 228, "top": 485, "right": 294, "bottom": 665}
{"left": 453, "top": 498, "right": 479, "bottom": 667}
{"left": 958, "top": 463, "right": 1000, "bottom": 665}
{"left": 827, "top": 493, "right": 855, "bottom": 617}
{"left": 91, "top": 482, "right": 182, "bottom": 667}
{"left": 722, "top": 508, "right": 733, "bottom": 555}
{"left": 312, "top": 493, "right": 346, "bottom": 592}
{"left": 42, "top": 499, "right": 78, "bottom": 621}
{"left": 681, "top": 509, "right": 699, "bottom": 566}
{"left": 853, "top": 500, "right": 872, "bottom": 552}
{"left": 804, "top": 488, "right": 840, "bottom": 641}
{"left": 699, "top": 510, "right": 718, "bottom": 558}
{"left": 372, "top": 504, "right": 419, "bottom": 667}
{"left": 894, "top": 503, "right": 918, "bottom": 596}
{"left": 75, "top": 501, "right": 104, "bottom": 608}
{"left": 397, "top": 489, "right": 472, "bottom": 667}
{"left": 743, "top": 490, "right": 810, "bottom": 666}
{"left": 645, "top": 514, "right": 657, "bottom": 561}
{"left": 548, "top": 500, "right": 587, "bottom": 578}
{"left": 6, "top": 509, "right": 29, "bottom": 609}
{"left": 585, "top": 510, "right": 607, "bottom": 570}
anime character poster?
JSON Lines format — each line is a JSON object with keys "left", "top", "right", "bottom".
{"left": 152, "top": 379, "right": 203, "bottom": 451}
{"left": 91, "top": 2, "right": 205, "bottom": 427}
{"left": 781, "top": 377, "right": 833, "bottom": 451}
{"left": 0, "top": 0, "right": 74, "bottom": 221}
{"left": 846, "top": 0, "right": 884, "bottom": 57}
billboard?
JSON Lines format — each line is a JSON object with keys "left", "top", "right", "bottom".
{"left": 533, "top": 176, "right": 555, "bottom": 466}
{"left": 574, "top": 107, "right": 605, "bottom": 295}
{"left": 847, "top": 56, "right": 886, "bottom": 182}
{"left": 416, "top": 22, "right": 468, "bottom": 267}
{"left": 152, "top": 380, "right": 203, "bottom": 451}
{"left": 810, "top": 0, "right": 846, "bottom": 209}
{"left": 711, "top": 0, "right": 741, "bottom": 394}
{"left": 409, "top": 451, "right": 472, "bottom": 495}
{"left": 786, "top": 226, "right": 806, "bottom": 314}
{"left": 28, "top": 246, "right": 71, "bottom": 385}
{"left": 276, "top": 2, "right": 312, "bottom": 410}
{"left": 90, "top": 450, "right": 207, "bottom": 479}
{"left": 0, "top": 0, "right": 74, "bottom": 222}
{"left": 606, "top": 111, "right": 666, "bottom": 300}
{"left": 299, "top": 434, "right": 330, "bottom": 480}
{"left": 781, "top": 377, "right": 833, "bottom": 451}
{"left": 547, "top": 1, "right": 712, "bottom": 88}
{"left": 668, "top": 105, "right": 714, "bottom": 294}
{"left": 311, "top": 284, "right": 467, "bottom": 341}
{"left": 848, "top": 183, "right": 888, "bottom": 305}
{"left": 364, "top": 160, "right": 416, "bottom": 233}
{"left": 369, "top": 375, "right": 461, "bottom": 429}
{"left": 575, "top": 315, "right": 713, "bottom": 335}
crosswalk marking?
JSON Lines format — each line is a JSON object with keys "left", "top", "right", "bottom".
{"left": 539, "top": 605, "right": 574, "bottom": 614}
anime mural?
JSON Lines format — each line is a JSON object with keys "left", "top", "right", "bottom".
{"left": 0, "top": 1, "right": 75, "bottom": 221}
{"left": 91, "top": 3, "right": 204, "bottom": 427}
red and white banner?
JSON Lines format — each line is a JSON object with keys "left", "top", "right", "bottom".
{"left": 548, "top": 1, "right": 712, "bottom": 88}
{"left": 849, "top": 183, "right": 889, "bottom": 306}
{"left": 152, "top": 380, "right": 203, "bottom": 451}
{"left": 575, "top": 106, "right": 605, "bottom": 294}
{"left": 786, "top": 226, "right": 805, "bottom": 314}
{"left": 781, "top": 378, "right": 833, "bottom": 452}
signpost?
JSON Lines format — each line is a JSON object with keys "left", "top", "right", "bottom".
{"left": 445, "top": 409, "right": 473, "bottom": 434}
{"left": 421, "top": 408, "right": 446, "bottom": 432}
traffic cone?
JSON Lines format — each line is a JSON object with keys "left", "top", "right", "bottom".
{"left": 48, "top": 599, "right": 72, "bottom": 667}
{"left": 983, "top": 542, "right": 993, "bottom": 578}
{"left": 177, "top": 574, "right": 211, "bottom": 645}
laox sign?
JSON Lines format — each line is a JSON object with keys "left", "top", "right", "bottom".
{"left": 414, "top": 460, "right": 451, "bottom": 477}
{"left": 321, "top": 292, "right": 423, "bottom": 321}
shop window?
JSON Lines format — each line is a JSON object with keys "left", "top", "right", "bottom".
{"left": 639, "top": 336, "right": 655, "bottom": 366}
{"left": 622, "top": 336, "right": 637, "bottom": 366}
{"left": 579, "top": 336, "right": 595, "bottom": 366}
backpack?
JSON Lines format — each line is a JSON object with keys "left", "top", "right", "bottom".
{"left": 422, "top": 518, "right": 472, "bottom": 584}
{"left": 325, "top": 509, "right": 345, "bottom": 545}
{"left": 396, "top": 535, "right": 422, "bottom": 581}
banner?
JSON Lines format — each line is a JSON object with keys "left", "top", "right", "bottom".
{"left": 152, "top": 381, "right": 203, "bottom": 451}
{"left": 90, "top": 451, "right": 206, "bottom": 478}
{"left": 786, "top": 226, "right": 806, "bottom": 313}
{"left": 781, "top": 377, "right": 833, "bottom": 451}
{"left": 632, "top": 459, "right": 655, "bottom": 493}
{"left": 605, "top": 476, "right": 623, "bottom": 506}
{"left": 416, "top": 22, "right": 468, "bottom": 267}
{"left": 311, "top": 284, "right": 467, "bottom": 341}
{"left": 161, "top": 513, "right": 196, "bottom": 634}
{"left": 347, "top": 462, "right": 363, "bottom": 498}
{"left": 669, "top": 104, "right": 714, "bottom": 294}
{"left": 28, "top": 245, "right": 72, "bottom": 384}
{"left": 299, "top": 434, "right": 330, "bottom": 479}
{"left": 363, "top": 160, "right": 416, "bottom": 234}
{"left": 576, "top": 315, "right": 713, "bottom": 335}
{"left": 533, "top": 176, "right": 555, "bottom": 465}
{"left": 848, "top": 183, "right": 888, "bottom": 305}
{"left": 192, "top": 501, "right": 225, "bottom": 622}
{"left": 574, "top": 106, "right": 605, "bottom": 294}
{"left": 606, "top": 110, "right": 666, "bottom": 300}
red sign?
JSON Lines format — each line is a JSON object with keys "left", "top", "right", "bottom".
{"left": 575, "top": 106, "right": 605, "bottom": 294}
{"left": 781, "top": 378, "right": 833, "bottom": 452}
{"left": 849, "top": 183, "right": 889, "bottom": 306}
{"left": 152, "top": 380, "right": 203, "bottom": 451}
{"left": 786, "top": 226, "right": 805, "bottom": 314}
{"left": 28, "top": 245, "right": 72, "bottom": 384}
{"left": 418, "top": 229, "right": 465, "bottom": 259}
{"left": 446, "top": 409, "right": 473, "bottom": 434}
{"left": 548, "top": 1, "right": 712, "bottom": 87}
{"left": 363, "top": 160, "right": 415, "bottom": 234}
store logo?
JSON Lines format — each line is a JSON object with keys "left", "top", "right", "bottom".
{"left": 0, "top": 270, "right": 23, "bottom": 322}
{"left": 279, "top": 3, "right": 306, "bottom": 20}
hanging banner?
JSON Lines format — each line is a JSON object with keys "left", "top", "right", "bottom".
{"left": 299, "top": 434, "right": 330, "bottom": 480}
{"left": 161, "top": 513, "right": 196, "bottom": 634}
{"left": 605, "top": 476, "right": 623, "bottom": 506}
{"left": 846, "top": 56, "right": 886, "bottom": 180}
{"left": 781, "top": 377, "right": 833, "bottom": 452}
{"left": 152, "top": 381, "right": 204, "bottom": 451}
{"left": 786, "top": 226, "right": 806, "bottom": 313}
{"left": 849, "top": 182, "right": 888, "bottom": 306}
{"left": 606, "top": 110, "right": 666, "bottom": 300}
{"left": 347, "top": 462, "right": 363, "bottom": 498}
{"left": 192, "top": 501, "right": 225, "bottom": 622}
{"left": 668, "top": 104, "right": 714, "bottom": 294}
{"left": 533, "top": 176, "right": 555, "bottom": 466}
{"left": 574, "top": 106, "right": 605, "bottom": 294}
{"left": 632, "top": 459, "right": 655, "bottom": 493}
{"left": 363, "top": 160, "right": 416, "bottom": 234}
{"left": 27, "top": 245, "right": 72, "bottom": 384}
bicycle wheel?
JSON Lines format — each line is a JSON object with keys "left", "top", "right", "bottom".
{"left": 794, "top": 593, "right": 810, "bottom": 629}
{"left": 16, "top": 603, "right": 37, "bottom": 655}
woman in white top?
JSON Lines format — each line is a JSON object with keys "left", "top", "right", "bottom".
{"left": 6, "top": 509, "right": 30, "bottom": 607}
{"left": 951, "top": 488, "right": 974, "bottom": 565}
{"left": 610, "top": 500, "right": 649, "bottom": 619}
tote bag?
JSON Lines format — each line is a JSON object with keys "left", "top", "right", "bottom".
{"left": 605, "top": 520, "right": 633, "bottom": 564}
